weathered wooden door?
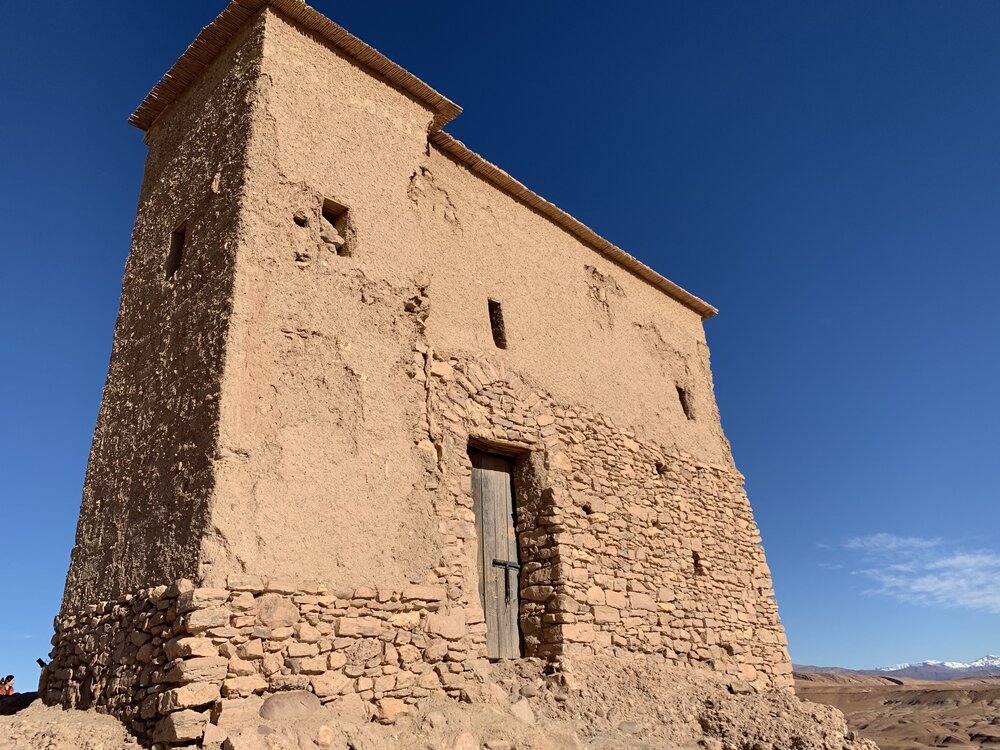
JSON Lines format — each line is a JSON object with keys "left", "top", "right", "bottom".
{"left": 470, "top": 449, "right": 521, "bottom": 659}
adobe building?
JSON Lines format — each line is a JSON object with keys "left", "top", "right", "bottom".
{"left": 44, "top": 0, "right": 792, "bottom": 744}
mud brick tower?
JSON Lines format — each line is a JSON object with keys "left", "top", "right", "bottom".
{"left": 45, "top": 0, "right": 793, "bottom": 744}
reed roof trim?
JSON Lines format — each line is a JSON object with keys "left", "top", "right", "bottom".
{"left": 129, "top": 0, "right": 461, "bottom": 132}
{"left": 130, "top": 0, "right": 717, "bottom": 319}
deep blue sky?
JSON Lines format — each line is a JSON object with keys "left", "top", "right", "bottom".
{"left": 2, "top": 1, "right": 998, "bottom": 685}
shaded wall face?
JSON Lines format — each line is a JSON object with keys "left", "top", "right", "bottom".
{"left": 61, "top": 18, "right": 265, "bottom": 612}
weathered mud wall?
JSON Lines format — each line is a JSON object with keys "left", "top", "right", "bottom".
{"left": 412, "top": 148, "right": 731, "bottom": 467}
{"left": 55, "top": 7, "right": 793, "bottom": 739}
{"left": 200, "top": 9, "right": 446, "bottom": 592}
{"left": 201, "top": 7, "right": 735, "bottom": 593}
{"left": 194, "top": 5, "right": 790, "bottom": 684}
{"left": 62, "top": 16, "right": 267, "bottom": 611}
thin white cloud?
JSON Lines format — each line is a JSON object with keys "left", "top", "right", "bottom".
{"left": 843, "top": 535, "right": 1000, "bottom": 614}
{"left": 844, "top": 533, "right": 941, "bottom": 553}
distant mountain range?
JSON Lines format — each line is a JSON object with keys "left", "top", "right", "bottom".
{"left": 795, "top": 655, "right": 1000, "bottom": 681}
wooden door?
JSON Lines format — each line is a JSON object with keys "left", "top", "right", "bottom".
{"left": 470, "top": 449, "right": 521, "bottom": 659}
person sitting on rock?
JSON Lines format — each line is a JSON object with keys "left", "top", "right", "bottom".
{"left": 0, "top": 675, "right": 14, "bottom": 696}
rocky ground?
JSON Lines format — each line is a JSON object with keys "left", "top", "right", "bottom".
{"left": 796, "top": 672, "right": 1000, "bottom": 750}
{"left": 0, "top": 693, "right": 142, "bottom": 749}
{"left": 0, "top": 658, "right": 873, "bottom": 750}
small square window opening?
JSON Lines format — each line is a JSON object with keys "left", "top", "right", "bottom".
{"left": 692, "top": 551, "right": 705, "bottom": 576}
{"left": 320, "top": 198, "right": 352, "bottom": 256}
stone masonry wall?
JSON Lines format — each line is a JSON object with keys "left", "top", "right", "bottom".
{"left": 418, "top": 348, "right": 793, "bottom": 691}
{"left": 45, "top": 576, "right": 487, "bottom": 747}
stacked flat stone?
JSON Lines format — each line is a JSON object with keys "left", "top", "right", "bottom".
{"left": 46, "top": 576, "right": 483, "bottom": 746}
{"left": 418, "top": 349, "right": 792, "bottom": 690}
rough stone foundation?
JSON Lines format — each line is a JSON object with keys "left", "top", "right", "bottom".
{"left": 45, "top": 577, "right": 485, "bottom": 746}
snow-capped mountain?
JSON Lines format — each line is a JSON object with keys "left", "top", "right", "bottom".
{"left": 880, "top": 660, "right": 965, "bottom": 671}
{"left": 874, "top": 655, "right": 1000, "bottom": 680}
{"left": 969, "top": 655, "right": 1000, "bottom": 668}
{"left": 795, "top": 655, "right": 1000, "bottom": 681}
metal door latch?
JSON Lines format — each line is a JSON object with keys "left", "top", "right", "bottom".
{"left": 492, "top": 559, "right": 521, "bottom": 605}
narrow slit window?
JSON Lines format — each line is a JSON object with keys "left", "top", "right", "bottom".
{"left": 488, "top": 299, "right": 507, "bottom": 349}
{"left": 320, "top": 198, "right": 352, "bottom": 256}
{"left": 676, "top": 385, "right": 694, "bottom": 420}
{"left": 166, "top": 223, "right": 186, "bottom": 280}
